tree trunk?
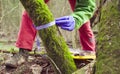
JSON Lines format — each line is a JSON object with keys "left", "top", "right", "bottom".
{"left": 118, "top": 0, "right": 120, "bottom": 11}
{"left": 19, "top": 0, "right": 77, "bottom": 74}
{"left": 95, "top": 0, "right": 120, "bottom": 74}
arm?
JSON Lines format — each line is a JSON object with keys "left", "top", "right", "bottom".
{"left": 56, "top": 0, "right": 96, "bottom": 31}
{"left": 72, "top": 0, "right": 96, "bottom": 29}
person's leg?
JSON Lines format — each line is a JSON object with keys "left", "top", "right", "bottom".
{"left": 79, "top": 21, "right": 96, "bottom": 52}
{"left": 68, "top": 0, "right": 76, "bottom": 11}
{"left": 5, "top": 11, "right": 37, "bottom": 67}
{"left": 15, "top": 11, "right": 37, "bottom": 51}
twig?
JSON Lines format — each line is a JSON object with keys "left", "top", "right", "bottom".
{"left": 45, "top": 55, "right": 62, "bottom": 74}
{"left": 0, "top": 3, "right": 19, "bottom": 24}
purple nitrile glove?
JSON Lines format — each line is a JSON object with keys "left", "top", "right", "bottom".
{"left": 55, "top": 16, "right": 75, "bottom": 31}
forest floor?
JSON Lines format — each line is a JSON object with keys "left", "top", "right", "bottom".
{"left": 0, "top": 41, "right": 95, "bottom": 74}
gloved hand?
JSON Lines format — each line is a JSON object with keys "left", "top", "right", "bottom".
{"left": 55, "top": 16, "right": 75, "bottom": 31}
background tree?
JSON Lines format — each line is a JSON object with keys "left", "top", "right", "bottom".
{"left": 95, "top": 0, "right": 120, "bottom": 74}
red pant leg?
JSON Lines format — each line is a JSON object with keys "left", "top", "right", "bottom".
{"left": 68, "top": 0, "right": 76, "bottom": 11}
{"left": 79, "top": 21, "right": 96, "bottom": 51}
{"left": 44, "top": 0, "right": 49, "bottom": 3}
{"left": 15, "top": 11, "right": 37, "bottom": 50}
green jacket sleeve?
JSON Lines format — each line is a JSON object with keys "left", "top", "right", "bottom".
{"left": 71, "top": 0, "right": 96, "bottom": 29}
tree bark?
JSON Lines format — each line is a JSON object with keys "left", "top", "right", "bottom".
{"left": 19, "top": 0, "right": 77, "bottom": 74}
{"left": 95, "top": 0, "right": 120, "bottom": 74}
{"left": 118, "top": 0, "right": 120, "bottom": 11}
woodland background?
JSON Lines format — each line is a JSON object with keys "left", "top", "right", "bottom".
{"left": 0, "top": 0, "right": 98, "bottom": 50}
{"left": 0, "top": 0, "right": 120, "bottom": 74}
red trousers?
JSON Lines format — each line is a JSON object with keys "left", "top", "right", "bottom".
{"left": 79, "top": 21, "right": 95, "bottom": 51}
{"left": 15, "top": 0, "right": 95, "bottom": 51}
{"left": 15, "top": 11, "right": 37, "bottom": 50}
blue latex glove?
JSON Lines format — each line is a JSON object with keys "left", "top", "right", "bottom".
{"left": 55, "top": 16, "right": 75, "bottom": 31}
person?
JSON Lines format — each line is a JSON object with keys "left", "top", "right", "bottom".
{"left": 5, "top": 0, "right": 96, "bottom": 67}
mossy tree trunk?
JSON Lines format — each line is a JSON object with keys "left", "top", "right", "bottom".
{"left": 19, "top": 0, "right": 77, "bottom": 74}
{"left": 95, "top": 0, "right": 120, "bottom": 74}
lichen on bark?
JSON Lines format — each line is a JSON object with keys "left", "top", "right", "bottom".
{"left": 19, "top": 0, "right": 77, "bottom": 74}
{"left": 96, "top": 0, "right": 120, "bottom": 74}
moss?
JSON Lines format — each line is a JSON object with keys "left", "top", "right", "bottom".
{"left": 96, "top": 0, "right": 120, "bottom": 74}
{"left": 20, "top": 0, "right": 77, "bottom": 74}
